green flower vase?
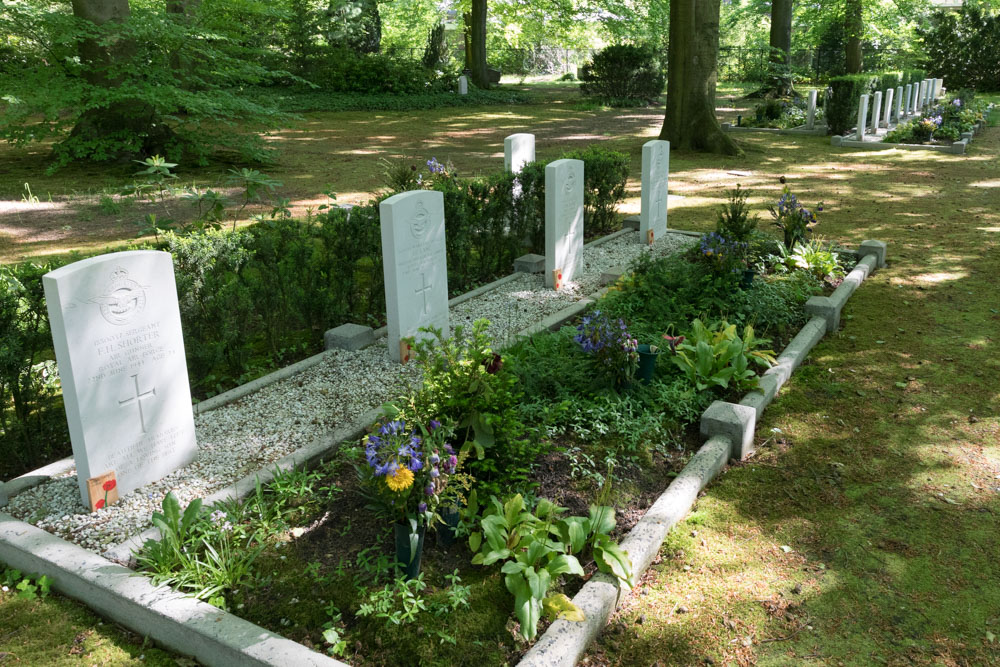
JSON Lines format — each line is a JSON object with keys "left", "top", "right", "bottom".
{"left": 637, "top": 344, "right": 660, "bottom": 384}
{"left": 394, "top": 520, "right": 426, "bottom": 580}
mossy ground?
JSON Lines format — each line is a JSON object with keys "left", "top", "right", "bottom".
{"left": 2, "top": 84, "right": 999, "bottom": 665}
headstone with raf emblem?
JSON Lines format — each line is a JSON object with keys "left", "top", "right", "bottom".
{"left": 43, "top": 251, "right": 197, "bottom": 511}
{"left": 380, "top": 190, "right": 450, "bottom": 362}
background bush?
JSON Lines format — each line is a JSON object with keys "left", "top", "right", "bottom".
{"left": 827, "top": 74, "right": 878, "bottom": 135}
{"left": 918, "top": 8, "right": 1000, "bottom": 91}
{"left": 579, "top": 44, "right": 665, "bottom": 105}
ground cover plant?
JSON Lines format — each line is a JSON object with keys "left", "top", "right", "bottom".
{"left": 884, "top": 92, "right": 992, "bottom": 145}
{"left": 742, "top": 95, "right": 824, "bottom": 129}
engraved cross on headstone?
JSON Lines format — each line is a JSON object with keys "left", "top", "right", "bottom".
{"left": 414, "top": 273, "right": 433, "bottom": 315}
{"left": 119, "top": 373, "right": 156, "bottom": 434}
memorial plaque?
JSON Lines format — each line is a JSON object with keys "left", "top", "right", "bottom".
{"left": 43, "top": 251, "right": 198, "bottom": 509}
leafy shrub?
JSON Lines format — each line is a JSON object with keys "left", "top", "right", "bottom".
{"left": 0, "top": 262, "right": 68, "bottom": 477}
{"left": 579, "top": 44, "right": 665, "bottom": 105}
{"left": 786, "top": 239, "right": 844, "bottom": 281}
{"left": 716, "top": 185, "right": 759, "bottom": 244}
{"left": 573, "top": 311, "right": 639, "bottom": 388}
{"left": 560, "top": 147, "right": 630, "bottom": 236}
{"left": 698, "top": 232, "right": 748, "bottom": 276}
{"left": 726, "top": 273, "right": 822, "bottom": 337}
{"left": 670, "top": 319, "right": 776, "bottom": 393}
{"left": 768, "top": 187, "right": 819, "bottom": 249}
{"left": 259, "top": 87, "right": 533, "bottom": 113}
{"left": 827, "top": 74, "right": 877, "bottom": 135}
{"left": 302, "top": 48, "right": 452, "bottom": 95}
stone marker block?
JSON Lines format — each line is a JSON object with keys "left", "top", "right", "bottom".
{"left": 805, "top": 295, "right": 839, "bottom": 333}
{"left": 599, "top": 268, "right": 625, "bottom": 286}
{"left": 952, "top": 140, "right": 968, "bottom": 155}
{"left": 504, "top": 133, "right": 535, "bottom": 174}
{"left": 324, "top": 323, "right": 375, "bottom": 351}
{"left": 857, "top": 240, "right": 887, "bottom": 268}
{"left": 458, "top": 75, "right": 468, "bottom": 95}
{"left": 622, "top": 215, "right": 640, "bottom": 231}
{"left": 883, "top": 88, "right": 894, "bottom": 128}
{"left": 831, "top": 135, "right": 844, "bottom": 147}
{"left": 0, "top": 482, "right": 7, "bottom": 508}
{"left": 513, "top": 253, "right": 545, "bottom": 273}
{"left": 856, "top": 94, "right": 869, "bottom": 141}
{"left": 806, "top": 90, "right": 817, "bottom": 129}
{"left": 961, "top": 131, "right": 973, "bottom": 141}
{"left": 870, "top": 91, "right": 882, "bottom": 133}
{"left": 894, "top": 85, "right": 903, "bottom": 123}
{"left": 700, "top": 400, "right": 757, "bottom": 461}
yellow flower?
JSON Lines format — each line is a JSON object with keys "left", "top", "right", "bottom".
{"left": 385, "top": 466, "right": 414, "bottom": 492}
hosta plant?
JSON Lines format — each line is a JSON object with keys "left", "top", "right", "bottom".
{"left": 671, "top": 319, "right": 777, "bottom": 393}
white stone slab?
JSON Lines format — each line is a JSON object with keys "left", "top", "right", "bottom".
{"left": 870, "top": 91, "right": 882, "bottom": 134}
{"left": 904, "top": 84, "right": 912, "bottom": 117}
{"left": 458, "top": 75, "right": 468, "bottom": 95}
{"left": 856, "top": 94, "right": 869, "bottom": 141}
{"left": 504, "top": 133, "right": 535, "bottom": 174}
{"left": 43, "top": 251, "right": 197, "bottom": 508}
{"left": 894, "top": 86, "right": 903, "bottom": 123}
{"left": 807, "top": 90, "right": 817, "bottom": 129}
{"left": 639, "top": 139, "right": 669, "bottom": 244}
{"left": 380, "top": 190, "right": 450, "bottom": 362}
{"left": 883, "top": 88, "right": 894, "bottom": 128}
{"left": 544, "top": 159, "right": 584, "bottom": 288}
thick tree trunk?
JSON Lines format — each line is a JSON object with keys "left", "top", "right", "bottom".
{"left": 768, "top": 0, "right": 793, "bottom": 95}
{"left": 66, "top": 0, "right": 173, "bottom": 162}
{"left": 469, "top": 0, "right": 489, "bottom": 88}
{"left": 845, "top": 0, "right": 863, "bottom": 73}
{"left": 659, "top": 0, "right": 740, "bottom": 155}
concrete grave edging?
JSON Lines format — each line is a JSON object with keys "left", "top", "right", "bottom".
{"left": 516, "top": 240, "right": 886, "bottom": 666}
{"left": 0, "top": 514, "right": 347, "bottom": 667}
{"left": 830, "top": 118, "right": 989, "bottom": 155}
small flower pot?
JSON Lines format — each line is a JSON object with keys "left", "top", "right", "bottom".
{"left": 740, "top": 269, "right": 757, "bottom": 289}
{"left": 394, "top": 521, "right": 426, "bottom": 580}
{"left": 636, "top": 344, "right": 660, "bottom": 384}
{"left": 436, "top": 506, "right": 462, "bottom": 547}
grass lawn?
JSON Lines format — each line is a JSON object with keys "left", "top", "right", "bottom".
{"left": 2, "top": 84, "right": 999, "bottom": 665}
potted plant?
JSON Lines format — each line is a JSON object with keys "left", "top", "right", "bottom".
{"left": 360, "top": 418, "right": 462, "bottom": 578}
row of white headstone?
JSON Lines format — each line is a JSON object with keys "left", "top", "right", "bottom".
{"left": 42, "top": 132, "right": 671, "bottom": 510}
{"left": 854, "top": 78, "right": 945, "bottom": 141}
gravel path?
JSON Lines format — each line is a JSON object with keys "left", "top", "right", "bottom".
{"left": 7, "top": 231, "right": 697, "bottom": 555}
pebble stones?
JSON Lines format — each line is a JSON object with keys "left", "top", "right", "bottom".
{"left": 8, "top": 231, "right": 696, "bottom": 554}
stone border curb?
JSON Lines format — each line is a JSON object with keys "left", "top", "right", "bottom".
{"left": 831, "top": 119, "right": 988, "bottom": 155}
{"left": 0, "top": 514, "right": 346, "bottom": 667}
{"left": 517, "top": 240, "right": 886, "bottom": 666}
{"left": 721, "top": 123, "right": 829, "bottom": 136}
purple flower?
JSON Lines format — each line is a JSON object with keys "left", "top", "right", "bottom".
{"left": 425, "top": 484, "right": 434, "bottom": 496}
{"left": 429, "top": 419, "right": 441, "bottom": 432}
{"left": 418, "top": 502, "right": 427, "bottom": 513}
{"left": 429, "top": 452, "right": 440, "bottom": 465}
{"left": 430, "top": 467, "right": 440, "bottom": 478}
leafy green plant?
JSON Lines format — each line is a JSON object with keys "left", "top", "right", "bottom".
{"left": 2, "top": 569, "right": 53, "bottom": 600}
{"left": 716, "top": 184, "right": 759, "bottom": 245}
{"left": 768, "top": 186, "right": 819, "bottom": 249}
{"left": 379, "top": 157, "right": 424, "bottom": 192}
{"left": 671, "top": 319, "right": 776, "bottom": 393}
{"left": 786, "top": 239, "right": 844, "bottom": 281}
{"left": 227, "top": 168, "right": 283, "bottom": 223}
{"left": 579, "top": 44, "right": 665, "bottom": 105}
{"left": 468, "top": 494, "right": 633, "bottom": 641}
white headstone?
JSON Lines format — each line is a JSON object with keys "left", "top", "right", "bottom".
{"left": 544, "top": 159, "right": 584, "bottom": 289}
{"left": 920, "top": 80, "right": 929, "bottom": 108}
{"left": 937, "top": 78, "right": 944, "bottom": 98}
{"left": 639, "top": 140, "right": 669, "bottom": 244}
{"left": 504, "top": 133, "right": 535, "bottom": 174}
{"left": 569, "top": 63, "right": 579, "bottom": 78}
{"left": 43, "top": 251, "right": 197, "bottom": 508}
{"left": 458, "top": 75, "right": 468, "bottom": 95}
{"left": 380, "top": 190, "right": 449, "bottom": 362}
{"left": 903, "top": 84, "right": 912, "bottom": 117}
{"left": 894, "top": 86, "right": 903, "bottom": 123}
{"left": 806, "top": 90, "right": 817, "bottom": 129}
{"left": 824, "top": 87, "right": 832, "bottom": 121}
{"left": 883, "top": 88, "right": 894, "bottom": 128}
{"left": 856, "top": 94, "right": 869, "bottom": 141}
{"left": 870, "top": 91, "right": 882, "bottom": 134}
{"left": 913, "top": 82, "right": 922, "bottom": 114}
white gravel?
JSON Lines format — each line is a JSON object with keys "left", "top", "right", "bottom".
{"left": 7, "top": 231, "right": 696, "bottom": 555}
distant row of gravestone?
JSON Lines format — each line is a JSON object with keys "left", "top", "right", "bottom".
{"left": 40, "top": 133, "right": 670, "bottom": 513}
{"left": 853, "top": 78, "right": 945, "bottom": 141}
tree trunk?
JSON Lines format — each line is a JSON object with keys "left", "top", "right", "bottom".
{"left": 659, "top": 0, "right": 740, "bottom": 155}
{"left": 65, "top": 0, "right": 173, "bottom": 162}
{"left": 768, "top": 0, "right": 793, "bottom": 95}
{"left": 845, "top": 0, "right": 863, "bottom": 73}
{"left": 166, "top": 0, "right": 201, "bottom": 76}
{"left": 469, "top": 0, "right": 489, "bottom": 88}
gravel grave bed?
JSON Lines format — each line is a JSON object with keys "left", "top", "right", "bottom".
{"left": 7, "top": 231, "right": 697, "bottom": 556}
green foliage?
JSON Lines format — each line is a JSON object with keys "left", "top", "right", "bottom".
{"left": 786, "top": 240, "right": 845, "bottom": 281}
{"left": 561, "top": 146, "right": 630, "bottom": 236}
{"left": 258, "top": 87, "right": 532, "bottom": 113}
{"left": 716, "top": 185, "right": 759, "bottom": 244}
{"left": 671, "top": 319, "right": 776, "bottom": 393}
{"left": 919, "top": 8, "right": 1000, "bottom": 91}
{"left": 0, "top": 2, "right": 296, "bottom": 169}
{"left": 299, "top": 48, "right": 453, "bottom": 94}
{"left": 399, "top": 321, "right": 534, "bottom": 493}
{"left": 0, "top": 261, "right": 68, "bottom": 478}
{"left": 768, "top": 187, "right": 819, "bottom": 249}
{"left": 468, "top": 494, "right": 632, "bottom": 640}
{"left": 579, "top": 44, "right": 665, "bottom": 106}
{"left": 2, "top": 569, "right": 53, "bottom": 601}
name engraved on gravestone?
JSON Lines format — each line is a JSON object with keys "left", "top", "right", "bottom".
{"left": 545, "top": 159, "right": 584, "bottom": 288}
{"left": 640, "top": 140, "right": 670, "bottom": 244}
{"left": 380, "top": 190, "right": 449, "bottom": 362}
{"left": 43, "top": 251, "right": 197, "bottom": 508}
